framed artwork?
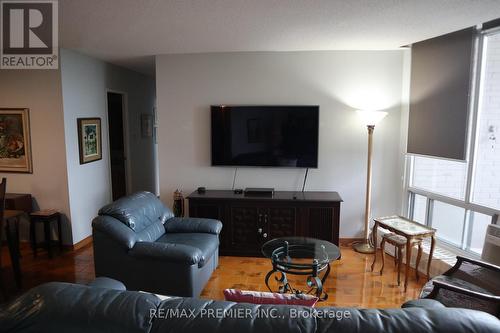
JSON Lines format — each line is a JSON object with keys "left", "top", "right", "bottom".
{"left": 0, "top": 108, "right": 33, "bottom": 173}
{"left": 77, "top": 118, "right": 102, "bottom": 164}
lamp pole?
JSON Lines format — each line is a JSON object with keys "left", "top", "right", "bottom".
{"left": 354, "top": 124, "right": 375, "bottom": 254}
{"left": 353, "top": 110, "right": 386, "bottom": 254}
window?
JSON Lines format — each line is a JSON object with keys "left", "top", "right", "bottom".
{"left": 411, "top": 156, "right": 467, "bottom": 200}
{"left": 472, "top": 32, "right": 500, "bottom": 210}
{"left": 411, "top": 194, "right": 427, "bottom": 224}
{"left": 467, "top": 212, "right": 491, "bottom": 255}
{"left": 431, "top": 201, "right": 466, "bottom": 247}
{"left": 406, "top": 29, "right": 500, "bottom": 255}
{"left": 408, "top": 191, "right": 493, "bottom": 251}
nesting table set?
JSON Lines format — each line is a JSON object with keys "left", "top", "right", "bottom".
{"left": 371, "top": 216, "right": 436, "bottom": 291}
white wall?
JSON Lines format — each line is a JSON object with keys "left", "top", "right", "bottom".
{"left": 0, "top": 69, "right": 72, "bottom": 243}
{"left": 156, "top": 51, "right": 405, "bottom": 237}
{"left": 60, "top": 49, "right": 156, "bottom": 244}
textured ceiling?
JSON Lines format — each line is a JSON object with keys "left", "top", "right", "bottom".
{"left": 59, "top": 0, "right": 500, "bottom": 75}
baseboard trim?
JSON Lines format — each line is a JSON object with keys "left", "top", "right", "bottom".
{"left": 339, "top": 238, "right": 363, "bottom": 247}
{"left": 65, "top": 237, "right": 358, "bottom": 251}
{"left": 69, "top": 236, "right": 93, "bottom": 251}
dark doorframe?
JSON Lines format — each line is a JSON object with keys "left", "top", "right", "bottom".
{"left": 106, "top": 91, "right": 130, "bottom": 201}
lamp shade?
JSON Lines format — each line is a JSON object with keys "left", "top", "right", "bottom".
{"left": 356, "top": 110, "right": 388, "bottom": 126}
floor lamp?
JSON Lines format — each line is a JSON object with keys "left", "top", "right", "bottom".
{"left": 353, "top": 110, "right": 388, "bottom": 254}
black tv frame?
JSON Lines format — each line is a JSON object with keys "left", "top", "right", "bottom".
{"left": 210, "top": 105, "right": 320, "bottom": 169}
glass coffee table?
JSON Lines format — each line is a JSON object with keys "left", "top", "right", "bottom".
{"left": 261, "top": 237, "right": 340, "bottom": 301}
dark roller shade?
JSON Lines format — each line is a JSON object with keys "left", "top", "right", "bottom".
{"left": 483, "top": 18, "right": 500, "bottom": 30}
{"left": 408, "top": 28, "right": 474, "bottom": 160}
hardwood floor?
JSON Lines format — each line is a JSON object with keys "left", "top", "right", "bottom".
{"left": 1, "top": 242, "right": 425, "bottom": 308}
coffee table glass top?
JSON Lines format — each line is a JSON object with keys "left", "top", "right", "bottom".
{"left": 262, "top": 237, "right": 340, "bottom": 265}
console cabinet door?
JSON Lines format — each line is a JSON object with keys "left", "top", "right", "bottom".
{"left": 298, "top": 204, "right": 340, "bottom": 246}
{"left": 229, "top": 206, "right": 261, "bottom": 254}
{"left": 267, "top": 207, "right": 296, "bottom": 239}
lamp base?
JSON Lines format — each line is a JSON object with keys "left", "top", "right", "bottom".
{"left": 352, "top": 240, "right": 375, "bottom": 254}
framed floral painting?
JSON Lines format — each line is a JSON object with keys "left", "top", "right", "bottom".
{"left": 77, "top": 117, "right": 102, "bottom": 164}
{"left": 0, "top": 108, "right": 33, "bottom": 173}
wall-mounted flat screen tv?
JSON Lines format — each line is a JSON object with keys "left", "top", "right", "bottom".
{"left": 211, "top": 105, "right": 319, "bottom": 168}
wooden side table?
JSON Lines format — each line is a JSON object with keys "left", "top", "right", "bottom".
{"left": 370, "top": 215, "right": 436, "bottom": 292}
{"left": 29, "top": 210, "right": 63, "bottom": 258}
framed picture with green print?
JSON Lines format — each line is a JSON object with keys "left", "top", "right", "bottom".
{"left": 77, "top": 117, "right": 102, "bottom": 164}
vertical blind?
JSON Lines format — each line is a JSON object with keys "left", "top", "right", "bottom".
{"left": 408, "top": 28, "right": 474, "bottom": 160}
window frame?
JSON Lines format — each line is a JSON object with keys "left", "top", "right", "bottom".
{"left": 404, "top": 27, "right": 500, "bottom": 256}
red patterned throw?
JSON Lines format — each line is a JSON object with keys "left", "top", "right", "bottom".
{"left": 223, "top": 289, "right": 318, "bottom": 307}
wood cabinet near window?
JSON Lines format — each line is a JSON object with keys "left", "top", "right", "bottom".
{"left": 187, "top": 190, "right": 342, "bottom": 256}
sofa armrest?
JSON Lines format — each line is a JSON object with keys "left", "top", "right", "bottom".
{"left": 87, "top": 277, "right": 126, "bottom": 291}
{"left": 92, "top": 215, "right": 137, "bottom": 249}
{"left": 165, "top": 217, "right": 222, "bottom": 235}
{"left": 129, "top": 241, "right": 203, "bottom": 266}
{"left": 428, "top": 279, "right": 500, "bottom": 303}
{"left": 455, "top": 256, "right": 500, "bottom": 273}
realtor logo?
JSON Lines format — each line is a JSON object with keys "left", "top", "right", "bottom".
{"left": 1, "top": 0, "right": 58, "bottom": 69}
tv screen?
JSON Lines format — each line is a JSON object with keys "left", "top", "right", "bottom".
{"left": 211, "top": 105, "right": 319, "bottom": 168}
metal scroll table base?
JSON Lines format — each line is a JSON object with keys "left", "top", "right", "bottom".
{"left": 264, "top": 258, "right": 331, "bottom": 301}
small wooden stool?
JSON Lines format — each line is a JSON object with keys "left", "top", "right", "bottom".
{"left": 29, "top": 209, "right": 62, "bottom": 258}
{"left": 377, "top": 232, "right": 423, "bottom": 286}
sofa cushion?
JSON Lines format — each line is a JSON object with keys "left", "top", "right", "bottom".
{"left": 157, "top": 233, "right": 218, "bottom": 267}
{"left": 0, "top": 282, "right": 160, "bottom": 333}
{"left": 151, "top": 296, "right": 500, "bottom": 333}
{"left": 135, "top": 222, "right": 166, "bottom": 243}
{"left": 99, "top": 191, "right": 174, "bottom": 232}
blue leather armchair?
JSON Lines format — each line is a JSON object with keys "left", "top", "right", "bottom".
{"left": 92, "top": 191, "right": 222, "bottom": 297}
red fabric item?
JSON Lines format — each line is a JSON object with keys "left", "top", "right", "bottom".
{"left": 223, "top": 289, "right": 318, "bottom": 307}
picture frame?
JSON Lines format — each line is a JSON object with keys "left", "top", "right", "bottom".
{"left": 77, "top": 117, "right": 102, "bottom": 164}
{"left": 0, "top": 108, "right": 33, "bottom": 173}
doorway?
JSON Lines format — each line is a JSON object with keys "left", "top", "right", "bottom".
{"left": 107, "top": 92, "right": 128, "bottom": 201}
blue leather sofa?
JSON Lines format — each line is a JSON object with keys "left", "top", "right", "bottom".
{"left": 92, "top": 191, "right": 222, "bottom": 297}
{"left": 1, "top": 280, "right": 500, "bottom": 333}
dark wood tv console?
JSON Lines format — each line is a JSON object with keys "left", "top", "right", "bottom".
{"left": 187, "top": 190, "right": 342, "bottom": 257}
